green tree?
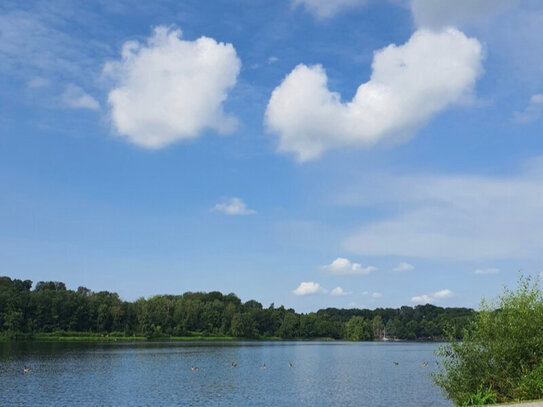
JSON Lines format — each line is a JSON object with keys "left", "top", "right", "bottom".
{"left": 345, "top": 316, "right": 368, "bottom": 341}
{"left": 434, "top": 275, "right": 543, "bottom": 405}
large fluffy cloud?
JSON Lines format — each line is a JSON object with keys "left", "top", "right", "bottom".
{"left": 265, "top": 28, "right": 483, "bottom": 161}
{"left": 104, "top": 26, "right": 241, "bottom": 149}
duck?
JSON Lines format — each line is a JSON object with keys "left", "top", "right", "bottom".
{"left": 260, "top": 364, "right": 266, "bottom": 370}
{"left": 422, "top": 362, "right": 429, "bottom": 367}
{"left": 231, "top": 362, "right": 237, "bottom": 368}
{"left": 191, "top": 365, "right": 199, "bottom": 371}
{"left": 288, "top": 361, "right": 293, "bottom": 368}
{"left": 23, "top": 366, "right": 31, "bottom": 374}
{"left": 393, "top": 361, "right": 399, "bottom": 366}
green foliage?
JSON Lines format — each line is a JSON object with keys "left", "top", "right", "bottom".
{"left": 434, "top": 275, "right": 543, "bottom": 405}
{"left": 0, "top": 274, "right": 473, "bottom": 342}
{"left": 460, "top": 386, "right": 497, "bottom": 406}
{"left": 345, "top": 316, "right": 372, "bottom": 341}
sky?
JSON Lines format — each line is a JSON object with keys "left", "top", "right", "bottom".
{"left": 1, "top": 0, "right": 543, "bottom": 312}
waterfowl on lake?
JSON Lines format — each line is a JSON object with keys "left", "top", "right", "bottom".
{"left": 231, "top": 362, "right": 237, "bottom": 368}
{"left": 191, "top": 366, "right": 198, "bottom": 371}
{"left": 422, "top": 362, "right": 429, "bottom": 367}
{"left": 393, "top": 361, "right": 399, "bottom": 366}
{"left": 23, "top": 366, "right": 31, "bottom": 374}
{"left": 260, "top": 364, "right": 266, "bottom": 370}
{"left": 288, "top": 361, "right": 293, "bottom": 368}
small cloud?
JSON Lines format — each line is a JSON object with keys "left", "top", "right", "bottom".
{"left": 393, "top": 262, "right": 415, "bottom": 272}
{"left": 361, "top": 291, "right": 368, "bottom": 295}
{"left": 474, "top": 268, "right": 499, "bottom": 275}
{"left": 27, "top": 77, "right": 50, "bottom": 89}
{"left": 514, "top": 93, "right": 543, "bottom": 124}
{"left": 268, "top": 56, "right": 279, "bottom": 64}
{"left": 61, "top": 84, "right": 100, "bottom": 110}
{"left": 212, "top": 197, "right": 256, "bottom": 215}
{"left": 433, "top": 289, "right": 453, "bottom": 299}
{"left": 293, "top": 281, "right": 327, "bottom": 296}
{"left": 411, "top": 289, "right": 453, "bottom": 304}
{"left": 293, "top": 0, "right": 368, "bottom": 19}
{"left": 330, "top": 286, "right": 350, "bottom": 296}
{"left": 371, "top": 292, "right": 382, "bottom": 299}
{"left": 323, "top": 257, "right": 377, "bottom": 275}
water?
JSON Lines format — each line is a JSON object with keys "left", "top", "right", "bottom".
{"left": 0, "top": 341, "right": 451, "bottom": 407}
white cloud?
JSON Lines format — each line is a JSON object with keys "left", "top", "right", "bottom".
{"left": 343, "top": 158, "right": 543, "bottom": 261}
{"left": 323, "top": 257, "right": 376, "bottom": 275}
{"left": 27, "top": 77, "right": 50, "bottom": 89}
{"left": 268, "top": 56, "right": 279, "bottom": 64}
{"left": 371, "top": 292, "right": 382, "bottom": 299}
{"left": 410, "top": 0, "right": 515, "bottom": 29}
{"left": 265, "top": 28, "right": 483, "bottom": 161}
{"left": 411, "top": 289, "right": 453, "bottom": 304}
{"left": 212, "top": 197, "right": 256, "bottom": 215}
{"left": 330, "top": 286, "right": 350, "bottom": 296}
{"left": 474, "top": 268, "right": 499, "bottom": 275}
{"left": 292, "top": 0, "right": 368, "bottom": 19}
{"left": 393, "top": 262, "right": 415, "bottom": 272}
{"left": 61, "top": 84, "right": 100, "bottom": 110}
{"left": 293, "top": 281, "right": 327, "bottom": 295}
{"left": 514, "top": 94, "right": 543, "bottom": 124}
{"left": 104, "top": 26, "right": 241, "bottom": 149}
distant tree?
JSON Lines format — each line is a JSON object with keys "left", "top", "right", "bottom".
{"left": 372, "top": 315, "right": 384, "bottom": 340}
{"left": 345, "top": 316, "right": 369, "bottom": 341}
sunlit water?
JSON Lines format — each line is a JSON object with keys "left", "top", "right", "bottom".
{"left": 0, "top": 341, "right": 451, "bottom": 406}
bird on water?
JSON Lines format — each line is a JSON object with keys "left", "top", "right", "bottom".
{"left": 191, "top": 366, "right": 199, "bottom": 371}
{"left": 288, "top": 361, "right": 293, "bottom": 368}
{"left": 260, "top": 364, "right": 266, "bottom": 370}
{"left": 231, "top": 362, "right": 237, "bottom": 368}
{"left": 393, "top": 362, "right": 399, "bottom": 366}
{"left": 23, "top": 366, "right": 31, "bottom": 374}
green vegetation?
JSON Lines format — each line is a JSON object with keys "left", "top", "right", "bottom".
{"left": 0, "top": 275, "right": 473, "bottom": 341}
{"left": 433, "top": 275, "right": 543, "bottom": 406}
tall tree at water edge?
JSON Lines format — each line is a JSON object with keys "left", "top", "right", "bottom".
{"left": 433, "top": 275, "right": 543, "bottom": 405}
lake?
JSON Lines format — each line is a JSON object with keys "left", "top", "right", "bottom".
{"left": 0, "top": 341, "right": 451, "bottom": 406}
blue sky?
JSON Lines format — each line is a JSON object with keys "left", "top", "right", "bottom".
{"left": 1, "top": 0, "right": 542, "bottom": 312}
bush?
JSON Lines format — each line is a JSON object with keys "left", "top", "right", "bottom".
{"left": 433, "top": 275, "right": 543, "bottom": 405}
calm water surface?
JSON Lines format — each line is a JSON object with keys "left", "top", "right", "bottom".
{"left": 0, "top": 341, "right": 451, "bottom": 406}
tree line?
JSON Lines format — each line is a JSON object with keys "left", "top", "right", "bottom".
{"left": 0, "top": 276, "right": 474, "bottom": 340}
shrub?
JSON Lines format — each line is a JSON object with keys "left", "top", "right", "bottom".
{"left": 433, "top": 275, "right": 543, "bottom": 405}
